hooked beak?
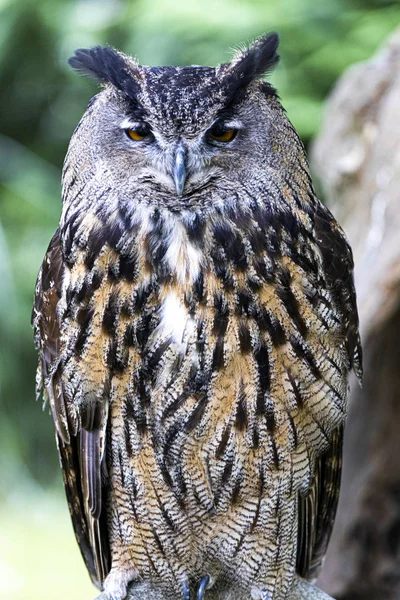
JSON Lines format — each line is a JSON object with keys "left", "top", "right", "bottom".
{"left": 173, "top": 144, "right": 187, "bottom": 197}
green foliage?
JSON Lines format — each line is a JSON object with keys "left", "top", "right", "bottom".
{"left": 0, "top": 0, "right": 398, "bottom": 489}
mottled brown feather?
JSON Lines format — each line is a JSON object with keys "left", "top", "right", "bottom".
{"left": 294, "top": 200, "right": 362, "bottom": 582}
{"left": 296, "top": 425, "right": 343, "bottom": 579}
{"left": 32, "top": 230, "right": 110, "bottom": 588}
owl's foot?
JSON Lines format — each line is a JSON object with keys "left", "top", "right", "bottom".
{"left": 102, "top": 567, "right": 139, "bottom": 600}
{"left": 250, "top": 587, "right": 272, "bottom": 600}
{"left": 181, "top": 574, "right": 213, "bottom": 600}
{"left": 97, "top": 571, "right": 213, "bottom": 600}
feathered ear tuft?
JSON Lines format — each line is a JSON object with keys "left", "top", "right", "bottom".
{"left": 220, "top": 32, "right": 280, "bottom": 98}
{"left": 68, "top": 46, "right": 142, "bottom": 100}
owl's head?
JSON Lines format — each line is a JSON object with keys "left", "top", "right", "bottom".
{"left": 67, "top": 34, "right": 286, "bottom": 209}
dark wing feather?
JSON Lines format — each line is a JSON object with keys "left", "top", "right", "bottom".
{"left": 313, "top": 203, "right": 363, "bottom": 382}
{"left": 296, "top": 425, "right": 343, "bottom": 579}
{"left": 32, "top": 230, "right": 109, "bottom": 587}
{"left": 296, "top": 202, "right": 362, "bottom": 579}
{"left": 32, "top": 230, "right": 69, "bottom": 441}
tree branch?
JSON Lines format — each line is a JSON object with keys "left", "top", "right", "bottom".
{"left": 94, "top": 577, "right": 334, "bottom": 599}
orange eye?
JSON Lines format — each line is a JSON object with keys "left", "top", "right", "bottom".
{"left": 126, "top": 129, "right": 148, "bottom": 141}
{"left": 210, "top": 128, "right": 237, "bottom": 143}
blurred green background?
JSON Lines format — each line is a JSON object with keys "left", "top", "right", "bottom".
{"left": 0, "top": 0, "right": 398, "bottom": 598}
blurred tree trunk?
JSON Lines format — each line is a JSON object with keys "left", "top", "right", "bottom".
{"left": 312, "top": 26, "right": 400, "bottom": 600}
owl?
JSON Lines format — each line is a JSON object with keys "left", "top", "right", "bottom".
{"left": 32, "top": 33, "right": 362, "bottom": 600}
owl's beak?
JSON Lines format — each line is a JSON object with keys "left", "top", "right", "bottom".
{"left": 173, "top": 144, "right": 187, "bottom": 197}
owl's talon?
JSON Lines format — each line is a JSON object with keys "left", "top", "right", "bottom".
{"left": 181, "top": 578, "right": 191, "bottom": 600}
{"left": 196, "top": 575, "right": 210, "bottom": 600}
{"left": 251, "top": 588, "right": 272, "bottom": 600}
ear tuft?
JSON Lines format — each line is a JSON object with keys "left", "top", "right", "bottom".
{"left": 220, "top": 32, "right": 280, "bottom": 97}
{"left": 68, "top": 46, "right": 141, "bottom": 99}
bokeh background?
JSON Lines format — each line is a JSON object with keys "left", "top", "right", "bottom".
{"left": 0, "top": 1, "right": 399, "bottom": 599}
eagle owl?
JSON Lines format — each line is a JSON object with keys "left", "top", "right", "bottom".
{"left": 32, "top": 33, "right": 362, "bottom": 600}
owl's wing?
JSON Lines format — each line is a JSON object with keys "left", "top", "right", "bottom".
{"left": 32, "top": 230, "right": 109, "bottom": 588}
{"left": 296, "top": 425, "right": 343, "bottom": 579}
{"left": 296, "top": 202, "right": 362, "bottom": 579}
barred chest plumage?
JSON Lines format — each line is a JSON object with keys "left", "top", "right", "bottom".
{"left": 55, "top": 193, "right": 350, "bottom": 598}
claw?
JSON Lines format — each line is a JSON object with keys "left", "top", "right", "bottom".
{"left": 251, "top": 589, "right": 272, "bottom": 600}
{"left": 196, "top": 575, "right": 210, "bottom": 600}
{"left": 182, "top": 579, "right": 191, "bottom": 600}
